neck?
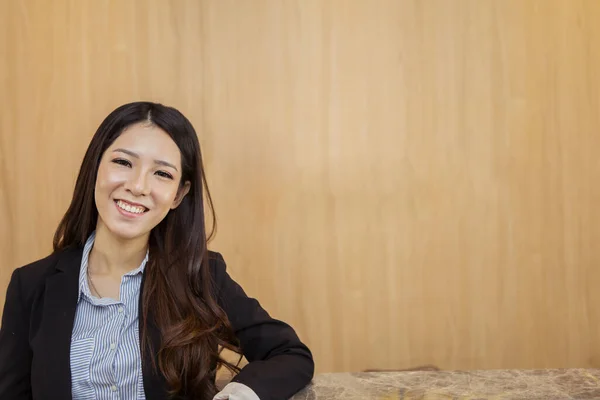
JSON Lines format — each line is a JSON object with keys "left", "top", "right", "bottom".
{"left": 89, "top": 224, "right": 149, "bottom": 275}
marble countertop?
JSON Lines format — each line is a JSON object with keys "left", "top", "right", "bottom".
{"left": 291, "top": 369, "right": 600, "bottom": 399}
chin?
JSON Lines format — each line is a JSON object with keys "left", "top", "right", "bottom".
{"left": 115, "top": 230, "right": 147, "bottom": 241}
{"left": 104, "top": 221, "right": 152, "bottom": 242}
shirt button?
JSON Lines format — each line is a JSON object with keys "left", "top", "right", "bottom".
{"left": 110, "top": 343, "right": 116, "bottom": 350}
{"left": 118, "top": 307, "right": 124, "bottom": 313}
{"left": 111, "top": 385, "right": 118, "bottom": 392}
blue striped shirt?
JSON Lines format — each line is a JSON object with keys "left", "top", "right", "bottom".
{"left": 70, "top": 232, "right": 148, "bottom": 400}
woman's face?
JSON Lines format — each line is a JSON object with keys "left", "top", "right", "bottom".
{"left": 94, "top": 122, "right": 190, "bottom": 242}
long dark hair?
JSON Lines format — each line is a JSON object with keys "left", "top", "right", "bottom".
{"left": 53, "top": 102, "right": 241, "bottom": 399}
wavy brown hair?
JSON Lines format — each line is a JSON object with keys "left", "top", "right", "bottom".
{"left": 53, "top": 102, "right": 241, "bottom": 399}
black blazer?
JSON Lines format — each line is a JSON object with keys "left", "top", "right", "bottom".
{"left": 0, "top": 247, "right": 314, "bottom": 400}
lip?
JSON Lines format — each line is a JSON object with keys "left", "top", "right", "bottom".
{"left": 114, "top": 199, "right": 149, "bottom": 218}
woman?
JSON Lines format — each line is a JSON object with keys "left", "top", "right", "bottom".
{"left": 0, "top": 102, "right": 314, "bottom": 400}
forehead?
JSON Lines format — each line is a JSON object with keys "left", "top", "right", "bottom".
{"left": 108, "top": 122, "right": 181, "bottom": 164}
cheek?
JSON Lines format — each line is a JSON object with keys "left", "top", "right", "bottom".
{"left": 96, "top": 166, "right": 125, "bottom": 192}
{"left": 95, "top": 168, "right": 126, "bottom": 211}
{"left": 94, "top": 168, "right": 109, "bottom": 196}
{"left": 152, "top": 186, "right": 179, "bottom": 210}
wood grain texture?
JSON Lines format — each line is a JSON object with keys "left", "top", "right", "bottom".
{"left": 1, "top": 0, "right": 600, "bottom": 373}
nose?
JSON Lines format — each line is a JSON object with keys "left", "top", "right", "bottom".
{"left": 124, "top": 170, "right": 150, "bottom": 196}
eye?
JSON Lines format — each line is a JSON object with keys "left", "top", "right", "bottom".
{"left": 155, "top": 170, "right": 174, "bottom": 180}
{"left": 112, "top": 158, "right": 132, "bottom": 167}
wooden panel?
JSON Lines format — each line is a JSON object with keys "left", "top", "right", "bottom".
{"left": 1, "top": 0, "right": 600, "bottom": 373}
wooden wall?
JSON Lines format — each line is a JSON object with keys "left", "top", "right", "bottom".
{"left": 1, "top": 0, "right": 600, "bottom": 373}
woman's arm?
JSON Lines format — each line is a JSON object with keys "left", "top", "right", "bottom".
{"left": 0, "top": 268, "right": 33, "bottom": 399}
{"left": 210, "top": 253, "right": 314, "bottom": 400}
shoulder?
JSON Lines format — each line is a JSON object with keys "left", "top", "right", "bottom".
{"left": 206, "top": 250, "right": 245, "bottom": 300}
{"left": 13, "top": 252, "right": 60, "bottom": 285}
{"left": 207, "top": 250, "right": 227, "bottom": 279}
{"left": 206, "top": 251, "right": 252, "bottom": 308}
{"left": 10, "top": 247, "right": 81, "bottom": 301}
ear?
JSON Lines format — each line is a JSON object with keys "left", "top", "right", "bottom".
{"left": 171, "top": 181, "right": 191, "bottom": 209}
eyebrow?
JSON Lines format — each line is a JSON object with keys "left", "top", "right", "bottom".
{"left": 113, "top": 148, "right": 179, "bottom": 171}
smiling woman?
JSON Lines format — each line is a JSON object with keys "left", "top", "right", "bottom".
{"left": 95, "top": 123, "right": 190, "bottom": 242}
{"left": 0, "top": 102, "right": 314, "bottom": 400}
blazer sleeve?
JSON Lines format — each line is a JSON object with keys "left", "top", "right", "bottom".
{"left": 0, "top": 268, "right": 33, "bottom": 399}
{"left": 210, "top": 253, "right": 314, "bottom": 400}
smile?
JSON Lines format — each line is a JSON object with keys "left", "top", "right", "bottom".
{"left": 115, "top": 199, "right": 148, "bottom": 215}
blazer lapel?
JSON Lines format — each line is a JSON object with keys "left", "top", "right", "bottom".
{"left": 37, "top": 247, "right": 82, "bottom": 400}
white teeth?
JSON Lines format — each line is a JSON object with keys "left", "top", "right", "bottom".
{"left": 117, "top": 200, "right": 145, "bottom": 214}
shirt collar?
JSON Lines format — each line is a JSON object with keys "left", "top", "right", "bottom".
{"left": 77, "top": 231, "right": 149, "bottom": 303}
